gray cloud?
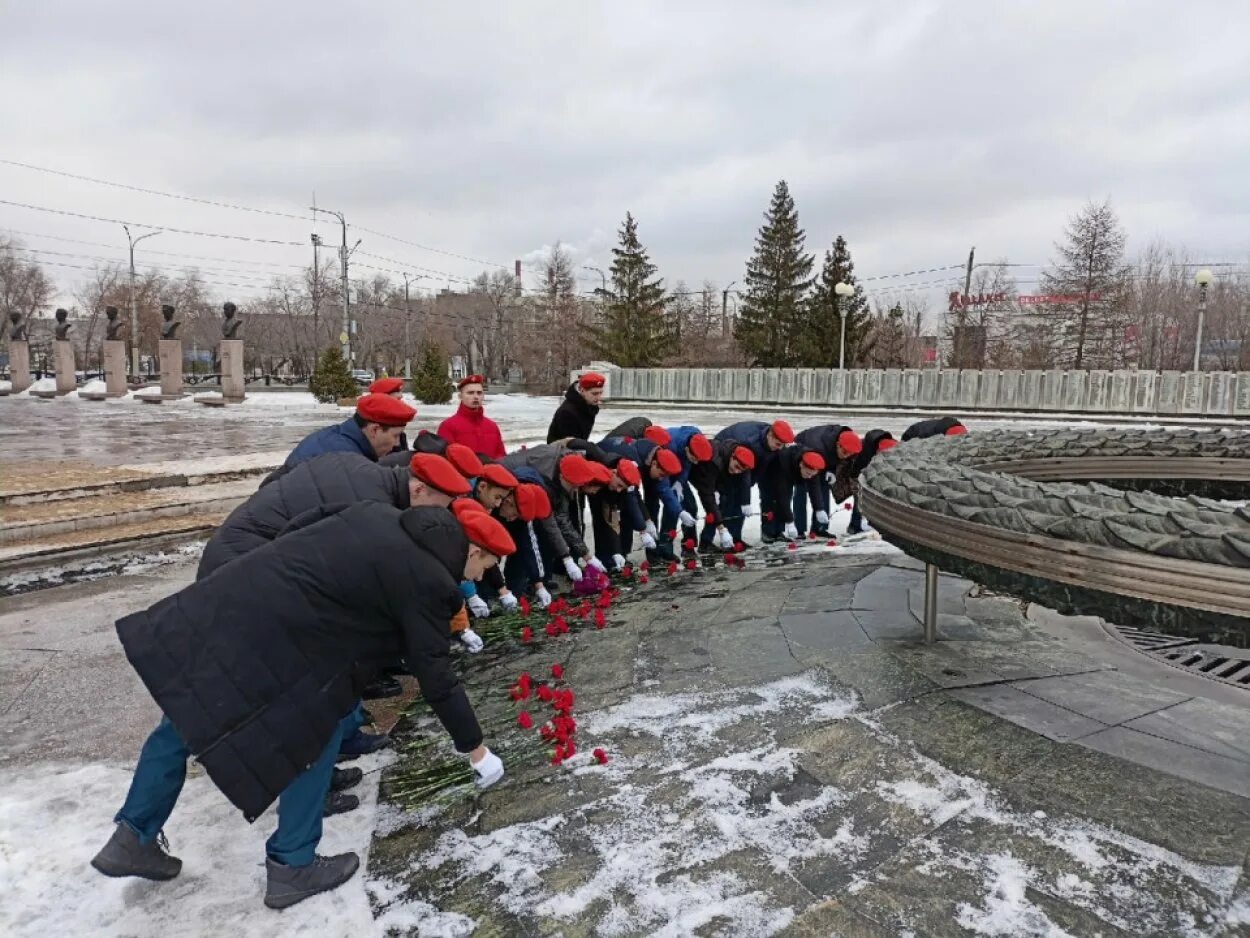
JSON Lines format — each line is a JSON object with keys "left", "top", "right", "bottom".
{"left": 3, "top": 0, "right": 1248, "bottom": 320}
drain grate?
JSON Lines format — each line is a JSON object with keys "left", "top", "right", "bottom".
{"left": 1105, "top": 625, "right": 1250, "bottom": 690}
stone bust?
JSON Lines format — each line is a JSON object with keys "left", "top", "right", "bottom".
{"left": 104, "top": 306, "right": 124, "bottom": 340}
{"left": 54, "top": 308, "right": 73, "bottom": 341}
{"left": 160, "top": 304, "right": 181, "bottom": 339}
{"left": 8, "top": 311, "right": 27, "bottom": 341}
{"left": 221, "top": 301, "right": 242, "bottom": 339}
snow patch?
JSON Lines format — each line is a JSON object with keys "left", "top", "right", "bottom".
{"left": 956, "top": 853, "right": 1075, "bottom": 937}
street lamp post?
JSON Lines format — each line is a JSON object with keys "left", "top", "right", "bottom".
{"left": 835, "top": 281, "right": 855, "bottom": 370}
{"left": 1193, "top": 268, "right": 1213, "bottom": 372}
{"left": 721, "top": 280, "right": 736, "bottom": 336}
{"left": 123, "top": 225, "right": 161, "bottom": 380}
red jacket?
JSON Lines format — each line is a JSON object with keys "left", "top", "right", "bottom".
{"left": 438, "top": 403, "right": 506, "bottom": 459}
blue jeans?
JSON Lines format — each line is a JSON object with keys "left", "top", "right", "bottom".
{"left": 115, "top": 713, "right": 349, "bottom": 866}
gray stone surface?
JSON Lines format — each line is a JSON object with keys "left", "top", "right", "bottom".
{"left": 946, "top": 684, "right": 1106, "bottom": 741}
{"left": 1016, "top": 669, "right": 1191, "bottom": 725}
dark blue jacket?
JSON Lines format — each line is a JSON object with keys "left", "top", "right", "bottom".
{"left": 664, "top": 426, "right": 704, "bottom": 487}
{"left": 715, "top": 421, "right": 775, "bottom": 485}
{"left": 284, "top": 417, "right": 374, "bottom": 468}
{"left": 600, "top": 436, "right": 681, "bottom": 522}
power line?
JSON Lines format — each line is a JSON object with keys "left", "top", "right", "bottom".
{"left": 12, "top": 245, "right": 285, "bottom": 286}
{"left": 3, "top": 228, "right": 308, "bottom": 271}
{"left": 0, "top": 198, "right": 306, "bottom": 246}
{"left": 32, "top": 259, "right": 272, "bottom": 295}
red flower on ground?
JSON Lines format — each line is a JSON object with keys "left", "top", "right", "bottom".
{"left": 521, "top": 625, "right": 534, "bottom": 643}
{"left": 787, "top": 542, "right": 798, "bottom": 552}
{"left": 640, "top": 574, "right": 650, "bottom": 583}
{"left": 733, "top": 541, "right": 746, "bottom": 552}
{"left": 564, "top": 739, "right": 577, "bottom": 758}
{"left": 596, "top": 592, "right": 613, "bottom": 608}
{"left": 826, "top": 539, "right": 838, "bottom": 547}
{"left": 594, "top": 609, "right": 606, "bottom": 629}
{"left": 517, "top": 711, "right": 533, "bottom": 729}
{"left": 640, "top": 560, "right": 651, "bottom": 571}
{"left": 593, "top": 747, "right": 609, "bottom": 765}
{"left": 576, "top": 601, "right": 592, "bottom": 620}
{"left": 621, "top": 565, "right": 633, "bottom": 578}
{"left": 537, "top": 684, "right": 555, "bottom": 702}
{"left": 683, "top": 538, "right": 695, "bottom": 551}
{"left": 685, "top": 559, "right": 698, "bottom": 570}
{"left": 551, "top": 745, "right": 565, "bottom": 766}
{"left": 705, "top": 512, "right": 716, "bottom": 524}
{"left": 540, "top": 723, "right": 556, "bottom": 740}
{"left": 667, "top": 561, "right": 678, "bottom": 576}
{"left": 519, "top": 597, "right": 532, "bottom": 617}
{"left": 665, "top": 530, "right": 677, "bottom": 540}
{"left": 808, "top": 531, "right": 819, "bottom": 540}
{"left": 544, "top": 621, "right": 559, "bottom": 637}
{"left": 551, "top": 663, "right": 564, "bottom": 680}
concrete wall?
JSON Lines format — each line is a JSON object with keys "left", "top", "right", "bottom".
{"left": 594, "top": 366, "right": 1250, "bottom": 418}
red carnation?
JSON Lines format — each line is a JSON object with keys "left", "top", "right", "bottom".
{"left": 517, "top": 711, "right": 534, "bottom": 729}
{"left": 667, "top": 561, "right": 678, "bottom": 575}
{"left": 640, "top": 560, "right": 650, "bottom": 571}
{"left": 665, "top": 530, "right": 677, "bottom": 540}
{"left": 577, "top": 602, "right": 591, "bottom": 620}
{"left": 551, "top": 663, "right": 564, "bottom": 680}
{"left": 596, "top": 592, "right": 613, "bottom": 608}
{"left": 640, "top": 574, "right": 650, "bottom": 583}
{"left": 594, "top": 609, "right": 606, "bottom": 629}
{"left": 537, "top": 684, "right": 555, "bottom": 702}
{"left": 519, "top": 597, "right": 532, "bottom": 617}
{"left": 808, "top": 531, "right": 819, "bottom": 540}
{"left": 787, "top": 542, "right": 798, "bottom": 552}
{"left": 545, "top": 621, "right": 559, "bottom": 637}
{"left": 685, "top": 559, "right": 697, "bottom": 570}
{"left": 540, "top": 723, "right": 556, "bottom": 740}
{"left": 521, "top": 625, "right": 534, "bottom": 643}
{"left": 734, "top": 541, "right": 746, "bottom": 552}
{"left": 826, "top": 539, "right": 838, "bottom": 547}
{"left": 593, "top": 748, "right": 609, "bottom": 765}
{"left": 765, "top": 511, "right": 775, "bottom": 522}
{"left": 683, "top": 538, "right": 695, "bottom": 550}
{"left": 705, "top": 512, "right": 716, "bottom": 524}
{"left": 621, "top": 564, "right": 633, "bottom": 578}
{"left": 551, "top": 746, "right": 565, "bottom": 766}
{"left": 564, "top": 739, "right": 577, "bottom": 758}
{"left": 843, "top": 502, "right": 852, "bottom": 510}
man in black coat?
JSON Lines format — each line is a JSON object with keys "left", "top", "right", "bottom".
{"left": 92, "top": 504, "right": 515, "bottom": 910}
{"left": 793, "top": 424, "right": 862, "bottom": 536}
{"left": 547, "top": 371, "right": 605, "bottom": 442}
{"left": 689, "top": 439, "right": 755, "bottom": 550}
{"left": 765, "top": 447, "right": 826, "bottom": 540}
{"left": 846, "top": 429, "right": 897, "bottom": 534}
{"left": 901, "top": 416, "right": 966, "bottom": 440}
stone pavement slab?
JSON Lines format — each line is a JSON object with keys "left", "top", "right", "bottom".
{"left": 1077, "top": 726, "right": 1250, "bottom": 799}
{"left": 946, "top": 683, "right": 1108, "bottom": 742}
{"left": 1016, "top": 669, "right": 1193, "bottom": 726}
{"left": 1122, "top": 696, "right": 1250, "bottom": 763}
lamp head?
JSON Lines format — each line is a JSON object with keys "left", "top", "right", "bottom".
{"left": 1195, "top": 269, "right": 1214, "bottom": 287}
{"left": 834, "top": 282, "right": 855, "bottom": 297}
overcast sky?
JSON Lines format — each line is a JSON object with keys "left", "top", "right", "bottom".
{"left": 3, "top": 1, "right": 1248, "bottom": 321}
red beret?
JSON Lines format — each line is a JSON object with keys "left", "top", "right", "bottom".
{"left": 457, "top": 509, "right": 517, "bottom": 558}
{"left": 445, "top": 443, "right": 485, "bottom": 479}
{"left": 800, "top": 451, "right": 826, "bottom": 471}
{"left": 770, "top": 420, "right": 795, "bottom": 444}
{"left": 616, "top": 458, "right": 642, "bottom": 488}
{"left": 643, "top": 425, "right": 671, "bottom": 446}
{"left": 560, "top": 454, "right": 610, "bottom": 487}
{"left": 479, "top": 463, "right": 519, "bottom": 489}
{"left": 451, "top": 497, "right": 488, "bottom": 517}
{"left": 654, "top": 448, "right": 681, "bottom": 476}
{"left": 458, "top": 374, "right": 486, "bottom": 390}
{"left": 356, "top": 393, "right": 416, "bottom": 427}
{"left": 732, "top": 446, "right": 756, "bottom": 470}
{"left": 368, "top": 377, "right": 406, "bottom": 395}
{"left": 837, "top": 430, "right": 863, "bottom": 455}
{"left": 945, "top": 424, "right": 968, "bottom": 436}
{"left": 687, "top": 433, "right": 713, "bottom": 462}
{"left": 410, "top": 453, "right": 471, "bottom": 496}
{"left": 878, "top": 438, "right": 898, "bottom": 452}
{"left": 578, "top": 372, "right": 606, "bottom": 390}
{"left": 514, "top": 483, "right": 552, "bottom": 522}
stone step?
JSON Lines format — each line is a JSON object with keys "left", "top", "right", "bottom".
{"left": 0, "top": 510, "right": 228, "bottom": 570}
{"left": 0, "top": 451, "right": 285, "bottom": 506}
{"left": 0, "top": 478, "right": 257, "bottom": 547}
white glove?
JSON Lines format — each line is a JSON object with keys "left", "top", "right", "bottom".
{"left": 815, "top": 510, "right": 829, "bottom": 525}
{"left": 467, "top": 594, "right": 491, "bottom": 618}
{"left": 672, "top": 482, "right": 683, "bottom": 500}
{"left": 716, "top": 527, "right": 734, "bottom": 549}
{"left": 741, "top": 505, "right": 757, "bottom": 518}
{"left": 678, "top": 510, "right": 696, "bottom": 528}
{"left": 588, "top": 556, "right": 607, "bottom": 573}
{"left": 498, "top": 590, "right": 518, "bottom": 611}
{"left": 563, "top": 556, "right": 583, "bottom": 581}
{"left": 535, "top": 584, "right": 553, "bottom": 608}
{"left": 640, "top": 532, "right": 657, "bottom": 550}
{"left": 644, "top": 520, "right": 658, "bottom": 539}
{"left": 470, "top": 747, "right": 504, "bottom": 789}
{"left": 612, "top": 553, "right": 627, "bottom": 570}
{"left": 784, "top": 522, "right": 799, "bottom": 540}
{"left": 459, "top": 628, "right": 484, "bottom": 653}
{"left": 825, "top": 471, "right": 837, "bottom": 486}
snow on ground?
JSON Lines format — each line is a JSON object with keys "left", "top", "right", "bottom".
{"left": 0, "top": 751, "right": 395, "bottom": 938}
{"left": 0, "top": 541, "right": 206, "bottom": 596}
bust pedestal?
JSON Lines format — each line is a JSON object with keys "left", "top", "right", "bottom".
{"left": 8, "top": 340, "right": 31, "bottom": 393}
{"left": 54, "top": 340, "right": 77, "bottom": 396}
{"left": 159, "top": 339, "right": 184, "bottom": 397}
{"left": 219, "top": 339, "right": 245, "bottom": 402}
{"left": 103, "top": 340, "right": 128, "bottom": 397}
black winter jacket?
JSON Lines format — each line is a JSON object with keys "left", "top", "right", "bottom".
{"left": 851, "top": 429, "right": 895, "bottom": 475}
{"left": 547, "top": 383, "right": 599, "bottom": 443}
{"left": 117, "top": 504, "right": 480, "bottom": 822}
{"left": 765, "top": 447, "right": 818, "bottom": 526}
{"left": 600, "top": 416, "right": 652, "bottom": 441}
{"left": 501, "top": 443, "right": 584, "bottom": 558}
{"left": 902, "top": 416, "right": 964, "bottom": 441}
{"left": 688, "top": 437, "right": 749, "bottom": 521}
{"left": 199, "top": 453, "right": 410, "bottom": 578}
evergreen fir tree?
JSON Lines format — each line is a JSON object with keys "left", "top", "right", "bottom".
{"left": 803, "top": 236, "right": 870, "bottom": 367}
{"left": 308, "top": 346, "right": 358, "bottom": 403}
{"left": 410, "top": 341, "right": 452, "bottom": 404}
{"left": 587, "top": 212, "right": 670, "bottom": 366}
{"left": 735, "top": 180, "right": 814, "bottom": 366}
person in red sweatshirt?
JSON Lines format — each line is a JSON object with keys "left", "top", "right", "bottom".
{"left": 437, "top": 374, "right": 506, "bottom": 459}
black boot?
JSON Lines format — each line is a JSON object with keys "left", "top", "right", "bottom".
{"left": 330, "top": 766, "right": 362, "bottom": 792}
{"left": 324, "top": 790, "right": 360, "bottom": 816}
{"left": 91, "top": 823, "right": 182, "bottom": 881}
{"left": 264, "top": 852, "right": 360, "bottom": 910}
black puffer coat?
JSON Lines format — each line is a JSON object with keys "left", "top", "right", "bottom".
{"left": 199, "top": 453, "right": 410, "bottom": 578}
{"left": 547, "top": 383, "right": 599, "bottom": 443}
{"left": 117, "top": 504, "right": 479, "bottom": 821}
{"left": 600, "top": 416, "right": 652, "bottom": 441}
{"left": 902, "top": 416, "right": 964, "bottom": 441}
{"left": 851, "top": 429, "right": 896, "bottom": 475}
